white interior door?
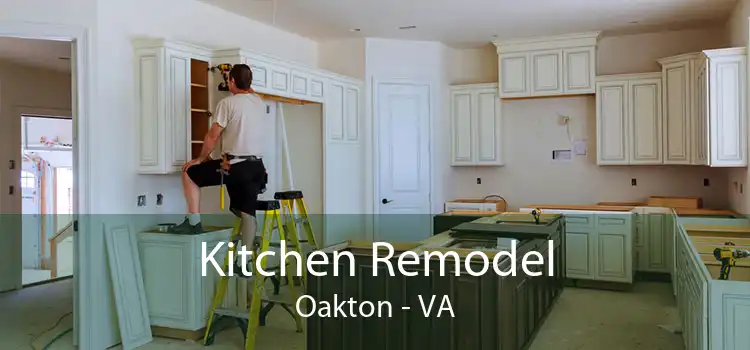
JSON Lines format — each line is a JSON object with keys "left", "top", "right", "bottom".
{"left": 21, "top": 161, "right": 41, "bottom": 269}
{"left": 376, "top": 81, "right": 431, "bottom": 242}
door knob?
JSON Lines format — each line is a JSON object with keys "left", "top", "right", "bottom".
{"left": 382, "top": 198, "right": 393, "bottom": 204}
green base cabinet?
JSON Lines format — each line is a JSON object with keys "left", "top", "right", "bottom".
{"left": 520, "top": 208, "right": 634, "bottom": 284}
{"left": 306, "top": 220, "right": 566, "bottom": 350}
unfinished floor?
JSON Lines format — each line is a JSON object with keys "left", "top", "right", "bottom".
{"left": 4, "top": 280, "right": 683, "bottom": 349}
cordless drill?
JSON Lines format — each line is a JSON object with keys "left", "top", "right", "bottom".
{"left": 210, "top": 63, "right": 233, "bottom": 91}
{"left": 530, "top": 208, "right": 542, "bottom": 225}
{"left": 713, "top": 242, "right": 750, "bottom": 280}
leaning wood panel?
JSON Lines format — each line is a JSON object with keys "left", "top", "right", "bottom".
{"left": 104, "top": 222, "right": 153, "bottom": 349}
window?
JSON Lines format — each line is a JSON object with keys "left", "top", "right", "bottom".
{"left": 21, "top": 170, "right": 36, "bottom": 188}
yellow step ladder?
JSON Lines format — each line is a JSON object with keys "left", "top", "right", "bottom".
{"left": 274, "top": 190, "right": 320, "bottom": 288}
{"left": 202, "top": 191, "right": 318, "bottom": 350}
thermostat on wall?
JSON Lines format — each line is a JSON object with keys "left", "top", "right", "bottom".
{"left": 552, "top": 149, "right": 572, "bottom": 162}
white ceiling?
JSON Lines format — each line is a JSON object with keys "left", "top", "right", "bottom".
{"left": 0, "top": 37, "right": 71, "bottom": 72}
{"left": 200, "top": 0, "right": 737, "bottom": 47}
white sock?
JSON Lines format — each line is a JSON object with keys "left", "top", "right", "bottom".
{"left": 240, "top": 213, "right": 258, "bottom": 250}
{"left": 188, "top": 213, "right": 201, "bottom": 225}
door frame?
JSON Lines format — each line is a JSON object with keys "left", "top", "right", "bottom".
{"left": 0, "top": 21, "right": 92, "bottom": 348}
{"left": 369, "top": 78, "right": 433, "bottom": 240}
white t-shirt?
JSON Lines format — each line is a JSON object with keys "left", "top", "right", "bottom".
{"left": 210, "top": 93, "right": 266, "bottom": 159}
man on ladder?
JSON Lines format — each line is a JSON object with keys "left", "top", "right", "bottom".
{"left": 170, "top": 63, "right": 267, "bottom": 276}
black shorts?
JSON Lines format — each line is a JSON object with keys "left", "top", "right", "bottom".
{"left": 186, "top": 158, "right": 267, "bottom": 216}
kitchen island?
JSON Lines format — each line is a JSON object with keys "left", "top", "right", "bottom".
{"left": 306, "top": 213, "right": 566, "bottom": 350}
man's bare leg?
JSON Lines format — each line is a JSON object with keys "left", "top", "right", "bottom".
{"left": 182, "top": 170, "right": 201, "bottom": 225}
{"left": 169, "top": 171, "right": 204, "bottom": 234}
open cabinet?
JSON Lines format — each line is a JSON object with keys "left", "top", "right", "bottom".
{"left": 189, "top": 59, "right": 210, "bottom": 159}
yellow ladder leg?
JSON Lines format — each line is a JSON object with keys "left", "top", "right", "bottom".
{"left": 282, "top": 199, "right": 308, "bottom": 288}
{"left": 244, "top": 210, "right": 274, "bottom": 350}
{"left": 295, "top": 197, "right": 319, "bottom": 249}
{"left": 280, "top": 200, "right": 297, "bottom": 282}
{"left": 274, "top": 209, "right": 304, "bottom": 333}
{"left": 203, "top": 217, "right": 242, "bottom": 345}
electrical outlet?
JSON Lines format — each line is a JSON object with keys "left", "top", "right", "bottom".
{"left": 156, "top": 193, "right": 163, "bottom": 206}
{"left": 137, "top": 195, "right": 146, "bottom": 207}
{"left": 631, "top": 178, "right": 637, "bottom": 186}
{"left": 558, "top": 115, "right": 570, "bottom": 125}
{"left": 476, "top": 177, "right": 482, "bottom": 185}
{"left": 704, "top": 178, "right": 710, "bottom": 187}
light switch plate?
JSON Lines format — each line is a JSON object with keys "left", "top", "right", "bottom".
{"left": 573, "top": 139, "right": 588, "bottom": 156}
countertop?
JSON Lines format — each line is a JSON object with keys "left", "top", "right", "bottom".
{"left": 683, "top": 224, "right": 750, "bottom": 234}
{"left": 522, "top": 204, "right": 636, "bottom": 211}
{"left": 521, "top": 204, "right": 740, "bottom": 216}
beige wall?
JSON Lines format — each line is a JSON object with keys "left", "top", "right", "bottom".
{"left": 446, "top": 26, "right": 733, "bottom": 210}
{"left": 318, "top": 39, "right": 366, "bottom": 80}
{"left": 727, "top": 0, "right": 750, "bottom": 214}
{"left": 281, "top": 103, "right": 324, "bottom": 242}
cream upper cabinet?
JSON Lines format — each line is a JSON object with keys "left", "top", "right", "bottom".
{"left": 658, "top": 48, "right": 747, "bottom": 167}
{"left": 134, "top": 39, "right": 212, "bottom": 174}
{"left": 596, "top": 73, "right": 663, "bottom": 165}
{"left": 658, "top": 54, "right": 697, "bottom": 165}
{"left": 449, "top": 83, "right": 503, "bottom": 166}
{"left": 704, "top": 48, "right": 747, "bottom": 167}
{"left": 494, "top": 32, "right": 600, "bottom": 98}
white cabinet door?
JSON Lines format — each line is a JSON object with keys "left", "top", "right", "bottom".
{"left": 565, "top": 229, "right": 594, "bottom": 279}
{"left": 708, "top": 53, "right": 747, "bottom": 166}
{"left": 531, "top": 49, "right": 563, "bottom": 95}
{"left": 136, "top": 45, "right": 191, "bottom": 174}
{"left": 594, "top": 215, "right": 632, "bottom": 283}
{"left": 563, "top": 47, "right": 595, "bottom": 94}
{"left": 498, "top": 53, "right": 529, "bottom": 97}
{"left": 450, "top": 89, "right": 473, "bottom": 165}
{"left": 166, "top": 49, "right": 191, "bottom": 172}
{"left": 662, "top": 60, "right": 692, "bottom": 164}
{"left": 629, "top": 78, "right": 663, "bottom": 164}
{"left": 136, "top": 47, "right": 163, "bottom": 173}
{"left": 596, "top": 80, "right": 629, "bottom": 164}
{"left": 693, "top": 59, "right": 709, "bottom": 165}
{"left": 450, "top": 84, "right": 502, "bottom": 166}
{"left": 474, "top": 87, "right": 502, "bottom": 165}
{"left": 646, "top": 214, "right": 669, "bottom": 272}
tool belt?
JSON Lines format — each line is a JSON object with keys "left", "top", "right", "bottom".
{"left": 224, "top": 154, "right": 262, "bottom": 161}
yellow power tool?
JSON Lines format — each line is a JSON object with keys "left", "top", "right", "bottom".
{"left": 713, "top": 242, "right": 750, "bottom": 280}
{"left": 530, "top": 208, "right": 543, "bottom": 225}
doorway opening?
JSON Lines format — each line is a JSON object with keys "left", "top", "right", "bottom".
{"left": 21, "top": 115, "right": 74, "bottom": 286}
{"left": 0, "top": 30, "right": 82, "bottom": 350}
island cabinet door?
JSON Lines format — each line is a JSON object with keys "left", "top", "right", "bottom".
{"left": 306, "top": 254, "right": 407, "bottom": 350}
{"left": 401, "top": 261, "right": 501, "bottom": 350}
